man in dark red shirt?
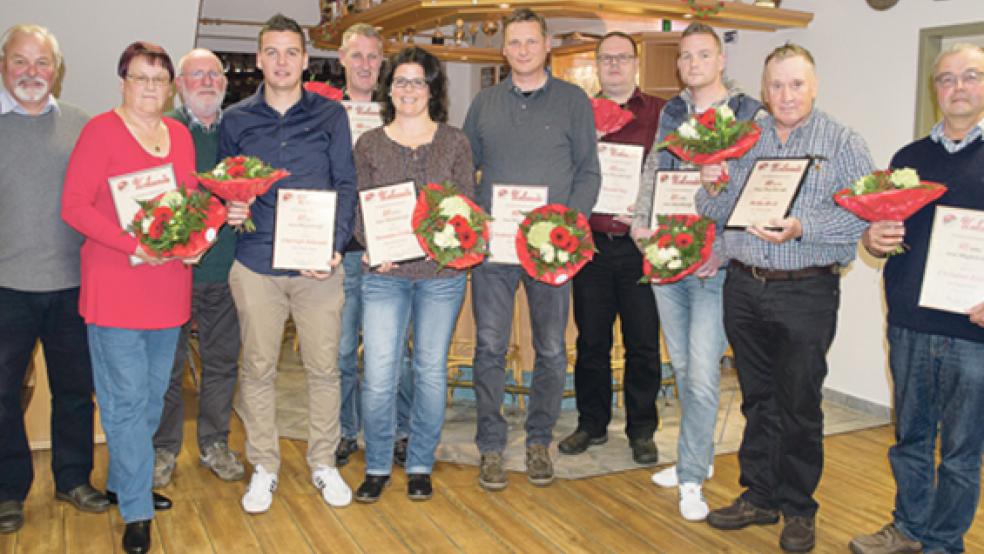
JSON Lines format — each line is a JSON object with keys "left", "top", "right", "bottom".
{"left": 560, "top": 31, "right": 664, "bottom": 464}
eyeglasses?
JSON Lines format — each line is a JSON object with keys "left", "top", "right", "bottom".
{"left": 392, "top": 77, "right": 427, "bottom": 90}
{"left": 126, "top": 74, "right": 171, "bottom": 87}
{"left": 597, "top": 54, "right": 636, "bottom": 66}
{"left": 934, "top": 69, "right": 983, "bottom": 89}
{"left": 182, "top": 70, "right": 224, "bottom": 81}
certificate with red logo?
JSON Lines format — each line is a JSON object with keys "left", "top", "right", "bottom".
{"left": 726, "top": 157, "right": 810, "bottom": 229}
{"left": 273, "top": 189, "right": 337, "bottom": 272}
{"left": 652, "top": 170, "right": 701, "bottom": 225}
{"left": 490, "top": 184, "right": 548, "bottom": 264}
{"left": 108, "top": 163, "right": 178, "bottom": 265}
{"left": 342, "top": 101, "right": 384, "bottom": 148}
{"left": 593, "top": 142, "right": 644, "bottom": 215}
{"left": 360, "top": 181, "right": 425, "bottom": 266}
{"left": 919, "top": 206, "right": 984, "bottom": 314}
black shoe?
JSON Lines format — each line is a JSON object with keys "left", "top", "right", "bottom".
{"left": 780, "top": 515, "right": 816, "bottom": 552}
{"left": 355, "top": 475, "right": 390, "bottom": 503}
{"left": 335, "top": 437, "right": 359, "bottom": 467}
{"left": 706, "top": 497, "right": 780, "bottom": 530}
{"left": 392, "top": 437, "right": 408, "bottom": 467}
{"left": 0, "top": 500, "right": 24, "bottom": 534}
{"left": 122, "top": 519, "right": 152, "bottom": 554}
{"left": 558, "top": 430, "right": 607, "bottom": 455}
{"left": 407, "top": 474, "right": 433, "bottom": 501}
{"left": 55, "top": 483, "right": 110, "bottom": 513}
{"left": 107, "top": 490, "right": 172, "bottom": 511}
{"left": 629, "top": 438, "right": 659, "bottom": 465}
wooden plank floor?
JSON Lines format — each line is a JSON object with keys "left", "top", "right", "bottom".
{"left": 5, "top": 398, "right": 983, "bottom": 553}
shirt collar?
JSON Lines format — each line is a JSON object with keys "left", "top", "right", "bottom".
{"left": 507, "top": 71, "right": 551, "bottom": 98}
{"left": 929, "top": 116, "right": 984, "bottom": 153}
{"left": 179, "top": 103, "right": 222, "bottom": 131}
{"left": 0, "top": 88, "right": 60, "bottom": 116}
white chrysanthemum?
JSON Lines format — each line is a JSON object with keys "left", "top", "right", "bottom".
{"left": 159, "top": 191, "right": 184, "bottom": 208}
{"left": 890, "top": 167, "right": 920, "bottom": 189}
{"left": 539, "top": 244, "right": 556, "bottom": 263}
{"left": 654, "top": 247, "right": 680, "bottom": 267}
{"left": 678, "top": 120, "right": 699, "bottom": 140}
{"left": 527, "top": 221, "right": 555, "bottom": 248}
{"left": 717, "top": 105, "right": 735, "bottom": 121}
{"left": 433, "top": 224, "right": 460, "bottom": 249}
{"left": 438, "top": 195, "right": 472, "bottom": 219}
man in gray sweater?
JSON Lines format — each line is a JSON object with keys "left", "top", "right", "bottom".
{"left": 0, "top": 23, "right": 108, "bottom": 534}
{"left": 462, "top": 7, "right": 601, "bottom": 491}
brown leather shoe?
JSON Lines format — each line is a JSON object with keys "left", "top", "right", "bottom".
{"left": 629, "top": 438, "right": 659, "bottom": 465}
{"left": 0, "top": 500, "right": 24, "bottom": 534}
{"left": 780, "top": 515, "right": 816, "bottom": 552}
{"left": 55, "top": 483, "right": 110, "bottom": 513}
{"left": 706, "top": 497, "right": 780, "bottom": 530}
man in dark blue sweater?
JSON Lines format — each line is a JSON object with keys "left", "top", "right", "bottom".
{"left": 851, "top": 43, "right": 984, "bottom": 554}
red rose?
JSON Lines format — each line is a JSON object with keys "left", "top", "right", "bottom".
{"left": 550, "top": 226, "right": 573, "bottom": 248}
{"left": 675, "top": 233, "right": 694, "bottom": 248}
{"left": 227, "top": 165, "right": 246, "bottom": 178}
{"left": 657, "top": 234, "right": 672, "bottom": 248}
{"left": 449, "top": 215, "right": 469, "bottom": 232}
{"left": 148, "top": 217, "right": 166, "bottom": 239}
{"left": 229, "top": 156, "right": 247, "bottom": 165}
{"left": 152, "top": 206, "right": 173, "bottom": 221}
{"left": 563, "top": 237, "right": 580, "bottom": 253}
{"left": 697, "top": 109, "right": 717, "bottom": 129}
{"left": 458, "top": 227, "right": 477, "bottom": 250}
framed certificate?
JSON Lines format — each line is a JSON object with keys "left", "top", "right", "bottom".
{"left": 918, "top": 206, "right": 984, "bottom": 314}
{"left": 360, "top": 181, "right": 425, "bottom": 266}
{"left": 490, "top": 184, "right": 549, "bottom": 264}
{"left": 273, "top": 189, "right": 337, "bottom": 272}
{"left": 651, "top": 170, "right": 701, "bottom": 226}
{"left": 593, "top": 142, "right": 644, "bottom": 215}
{"left": 726, "top": 157, "right": 811, "bottom": 229}
{"left": 342, "top": 101, "right": 384, "bottom": 148}
{"left": 108, "top": 163, "right": 178, "bottom": 265}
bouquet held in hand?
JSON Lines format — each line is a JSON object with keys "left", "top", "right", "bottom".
{"left": 195, "top": 155, "right": 290, "bottom": 231}
{"left": 639, "top": 214, "right": 715, "bottom": 285}
{"left": 129, "top": 188, "right": 227, "bottom": 259}
{"left": 412, "top": 181, "right": 491, "bottom": 270}
{"left": 515, "top": 204, "right": 595, "bottom": 286}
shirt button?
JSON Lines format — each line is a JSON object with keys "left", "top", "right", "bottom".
{"left": 521, "top": 104, "right": 527, "bottom": 110}
{"left": 281, "top": 141, "right": 287, "bottom": 147}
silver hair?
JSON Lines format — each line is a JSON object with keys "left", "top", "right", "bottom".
{"left": 932, "top": 42, "right": 984, "bottom": 76}
{"left": 0, "top": 24, "right": 63, "bottom": 70}
{"left": 340, "top": 23, "right": 383, "bottom": 53}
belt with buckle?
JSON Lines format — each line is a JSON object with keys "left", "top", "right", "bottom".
{"left": 730, "top": 260, "right": 838, "bottom": 281}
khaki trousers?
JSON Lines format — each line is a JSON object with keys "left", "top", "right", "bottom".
{"left": 229, "top": 261, "right": 345, "bottom": 473}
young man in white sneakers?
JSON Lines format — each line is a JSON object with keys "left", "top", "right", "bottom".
{"left": 223, "top": 14, "right": 356, "bottom": 513}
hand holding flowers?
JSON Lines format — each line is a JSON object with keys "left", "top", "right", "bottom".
{"left": 196, "top": 155, "right": 290, "bottom": 232}
{"left": 516, "top": 204, "right": 595, "bottom": 285}
{"left": 128, "top": 187, "right": 227, "bottom": 261}
{"left": 412, "top": 181, "right": 491, "bottom": 270}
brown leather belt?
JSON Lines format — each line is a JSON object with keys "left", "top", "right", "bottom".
{"left": 730, "top": 260, "right": 839, "bottom": 281}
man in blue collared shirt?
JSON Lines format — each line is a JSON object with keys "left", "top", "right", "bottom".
{"left": 696, "top": 43, "right": 873, "bottom": 552}
{"left": 220, "top": 14, "right": 357, "bottom": 514}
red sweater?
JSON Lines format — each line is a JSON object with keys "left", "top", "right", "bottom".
{"left": 61, "top": 110, "right": 196, "bottom": 329}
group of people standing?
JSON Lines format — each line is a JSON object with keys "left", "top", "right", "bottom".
{"left": 0, "top": 6, "right": 981, "bottom": 554}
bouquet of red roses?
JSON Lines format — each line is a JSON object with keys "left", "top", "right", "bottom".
{"left": 304, "top": 81, "right": 344, "bottom": 101}
{"left": 195, "top": 155, "right": 290, "bottom": 232}
{"left": 833, "top": 167, "right": 947, "bottom": 255}
{"left": 515, "top": 204, "right": 596, "bottom": 286}
{"left": 657, "top": 104, "right": 761, "bottom": 191}
{"left": 412, "top": 181, "right": 491, "bottom": 270}
{"left": 591, "top": 97, "right": 635, "bottom": 136}
{"left": 128, "top": 187, "right": 227, "bottom": 258}
{"left": 639, "top": 214, "right": 715, "bottom": 285}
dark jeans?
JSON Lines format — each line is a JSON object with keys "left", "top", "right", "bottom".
{"left": 723, "top": 267, "right": 839, "bottom": 518}
{"left": 0, "top": 287, "right": 95, "bottom": 500}
{"left": 154, "top": 282, "right": 241, "bottom": 455}
{"left": 572, "top": 234, "right": 660, "bottom": 440}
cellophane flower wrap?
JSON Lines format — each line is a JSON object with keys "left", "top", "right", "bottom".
{"left": 591, "top": 97, "right": 635, "bottom": 135}
{"left": 304, "top": 81, "right": 344, "bottom": 101}
{"left": 128, "top": 187, "right": 227, "bottom": 258}
{"left": 657, "top": 104, "right": 761, "bottom": 191}
{"left": 515, "top": 204, "right": 596, "bottom": 286}
{"left": 639, "top": 214, "right": 715, "bottom": 285}
{"left": 195, "top": 155, "right": 290, "bottom": 232}
{"left": 412, "top": 181, "right": 491, "bottom": 270}
{"left": 833, "top": 167, "right": 947, "bottom": 255}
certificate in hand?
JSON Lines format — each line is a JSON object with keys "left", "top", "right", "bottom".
{"left": 342, "top": 101, "right": 384, "bottom": 148}
{"left": 360, "top": 181, "right": 425, "bottom": 266}
{"left": 490, "top": 184, "right": 548, "bottom": 264}
{"left": 651, "top": 170, "right": 701, "bottom": 227}
{"left": 273, "top": 189, "right": 337, "bottom": 272}
{"left": 726, "top": 157, "right": 810, "bottom": 229}
{"left": 593, "top": 142, "right": 644, "bottom": 215}
{"left": 918, "top": 206, "right": 984, "bottom": 314}
{"left": 108, "top": 163, "right": 178, "bottom": 265}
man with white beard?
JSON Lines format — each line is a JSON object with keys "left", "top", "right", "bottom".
{"left": 0, "top": 23, "right": 109, "bottom": 534}
{"left": 151, "top": 48, "right": 246, "bottom": 489}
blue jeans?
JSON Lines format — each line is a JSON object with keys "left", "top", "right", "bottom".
{"left": 361, "top": 273, "right": 466, "bottom": 475}
{"left": 888, "top": 325, "right": 984, "bottom": 554}
{"left": 653, "top": 271, "right": 727, "bottom": 485}
{"left": 87, "top": 325, "right": 180, "bottom": 523}
{"left": 472, "top": 263, "right": 571, "bottom": 451}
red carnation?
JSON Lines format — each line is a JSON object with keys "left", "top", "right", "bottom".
{"left": 448, "top": 215, "right": 469, "bottom": 232}
{"left": 550, "top": 226, "right": 573, "bottom": 248}
{"left": 458, "top": 227, "right": 477, "bottom": 250}
{"left": 229, "top": 156, "right": 247, "bottom": 165}
{"left": 657, "top": 234, "right": 673, "bottom": 248}
{"left": 226, "top": 165, "right": 246, "bottom": 178}
{"left": 675, "top": 233, "right": 694, "bottom": 248}
{"left": 152, "top": 206, "right": 173, "bottom": 221}
{"left": 563, "top": 237, "right": 580, "bottom": 253}
{"left": 148, "top": 217, "right": 166, "bottom": 239}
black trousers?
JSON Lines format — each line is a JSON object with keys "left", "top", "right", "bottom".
{"left": 724, "top": 267, "right": 839, "bottom": 518}
{"left": 0, "top": 287, "right": 95, "bottom": 501}
{"left": 572, "top": 234, "right": 661, "bottom": 440}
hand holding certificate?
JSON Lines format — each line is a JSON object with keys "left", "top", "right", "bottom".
{"left": 108, "top": 163, "right": 179, "bottom": 265}
{"left": 273, "top": 189, "right": 337, "bottom": 272}
{"left": 651, "top": 170, "right": 701, "bottom": 227}
{"left": 360, "top": 181, "right": 425, "bottom": 266}
{"left": 726, "top": 157, "right": 810, "bottom": 230}
{"left": 593, "top": 142, "right": 644, "bottom": 215}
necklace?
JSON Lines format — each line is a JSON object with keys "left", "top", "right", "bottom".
{"left": 118, "top": 108, "right": 166, "bottom": 154}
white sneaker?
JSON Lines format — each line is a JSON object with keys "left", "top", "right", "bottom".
{"left": 242, "top": 465, "right": 278, "bottom": 514}
{"left": 312, "top": 465, "right": 352, "bottom": 507}
{"left": 678, "top": 483, "right": 710, "bottom": 522}
{"left": 650, "top": 464, "right": 714, "bottom": 488}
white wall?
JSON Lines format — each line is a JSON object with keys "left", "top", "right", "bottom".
{"left": 2, "top": 0, "right": 200, "bottom": 115}
{"left": 720, "top": 0, "right": 983, "bottom": 407}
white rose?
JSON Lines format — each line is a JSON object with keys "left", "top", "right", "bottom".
{"left": 667, "top": 258, "right": 683, "bottom": 270}
{"left": 655, "top": 247, "right": 680, "bottom": 265}
{"left": 433, "top": 224, "right": 460, "bottom": 249}
{"left": 890, "top": 167, "right": 921, "bottom": 189}
{"left": 717, "top": 105, "right": 735, "bottom": 121}
{"left": 678, "top": 120, "right": 700, "bottom": 140}
{"left": 539, "top": 244, "right": 556, "bottom": 263}
{"left": 438, "top": 195, "right": 472, "bottom": 219}
{"left": 557, "top": 250, "right": 570, "bottom": 264}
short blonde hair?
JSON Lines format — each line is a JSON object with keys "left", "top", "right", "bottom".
{"left": 0, "top": 24, "right": 63, "bottom": 70}
{"left": 340, "top": 23, "right": 383, "bottom": 53}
